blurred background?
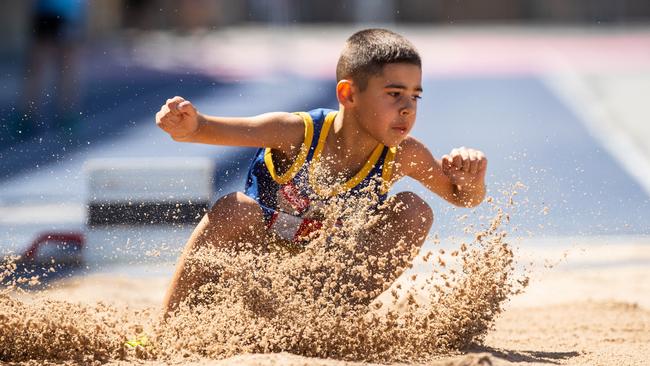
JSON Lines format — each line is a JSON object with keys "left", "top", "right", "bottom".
{"left": 1, "top": 1, "right": 649, "bottom": 284}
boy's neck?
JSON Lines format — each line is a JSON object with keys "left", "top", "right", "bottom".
{"left": 330, "top": 107, "right": 380, "bottom": 161}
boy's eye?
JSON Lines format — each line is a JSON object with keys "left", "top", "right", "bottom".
{"left": 387, "top": 91, "right": 421, "bottom": 100}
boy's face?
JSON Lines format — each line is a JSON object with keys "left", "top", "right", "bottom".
{"left": 353, "top": 63, "right": 422, "bottom": 147}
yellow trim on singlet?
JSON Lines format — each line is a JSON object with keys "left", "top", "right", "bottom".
{"left": 380, "top": 146, "right": 397, "bottom": 195}
{"left": 309, "top": 111, "right": 386, "bottom": 198}
{"left": 264, "top": 112, "right": 314, "bottom": 185}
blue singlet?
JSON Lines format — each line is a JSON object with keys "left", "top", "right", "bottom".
{"left": 244, "top": 108, "right": 396, "bottom": 241}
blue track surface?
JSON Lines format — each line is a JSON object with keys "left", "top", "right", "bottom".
{"left": 1, "top": 75, "right": 648, "bottom": 267}
{"left": 208, "top": 76, "right": 650, "bottom": 237}
{"left": 397, "top": 76, "right": 650, "bottom": 236}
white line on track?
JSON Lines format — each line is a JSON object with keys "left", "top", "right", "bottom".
{"left": 542, "top": 51, "right": 650, "bottom": 197}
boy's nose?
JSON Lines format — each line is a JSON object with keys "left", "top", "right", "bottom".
{"left": 400, "top": 104, "right": 415, "bottom": 116}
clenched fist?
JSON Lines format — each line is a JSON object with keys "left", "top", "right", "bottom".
{"left": 441, "top": 147, "right": 487, "bottom": 189}
{"left": 156, "top": 96, "right": 200, "bottom": 140}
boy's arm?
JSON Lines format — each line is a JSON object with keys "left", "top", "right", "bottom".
{"left": 156, "top": 96, "right": 305, "bottom": 154}
{"left": 398, "top": 137, "right": 487, "bottom": 207}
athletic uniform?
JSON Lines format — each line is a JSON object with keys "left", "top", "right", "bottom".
{"left": 244, "top": 108, "right": 396, "bottom": 242}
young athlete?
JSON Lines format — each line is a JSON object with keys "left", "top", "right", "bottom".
{"left": 156, "top": 29, "right": 487, "bottom": 317}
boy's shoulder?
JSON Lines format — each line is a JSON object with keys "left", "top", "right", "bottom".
{"left": 394, "top": 136, "right": 435, "bottom": 175}
{"left": 266, "top": 108, "right": 335, "bottom": 158}
{"left": 305, "top": 108, "right": 336, "bottom": 124}
{"left": 397, "top": 135, "right": 429, "bottom": 157}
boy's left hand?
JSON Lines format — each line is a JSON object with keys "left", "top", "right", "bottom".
{"left": 441, "top": 147, "right": 487, "bottom": 189}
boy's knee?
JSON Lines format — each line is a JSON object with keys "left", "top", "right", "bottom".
{"left": 208, "top": 192, "right": 260, "bottom": 222}
{"left": 211, "top": 191, "right": 240, "bottom": 212}
{"left": 393, "top": 191, "right": 433, "bottom": 228}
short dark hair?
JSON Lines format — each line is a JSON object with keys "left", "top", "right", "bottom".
{"left": 336, "top": 28, "right": 421, "bottom": 91}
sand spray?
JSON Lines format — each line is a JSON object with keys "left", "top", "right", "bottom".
{"left": 0, "top": 181, "right": 527, "bottom": 364}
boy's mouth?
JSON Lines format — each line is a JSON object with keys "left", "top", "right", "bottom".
{"left": 392, "top": 126, "right": 408, "bottom": 134}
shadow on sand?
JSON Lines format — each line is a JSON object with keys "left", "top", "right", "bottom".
{"left": 468, "top": 345, "right": 581, "bottom": 364}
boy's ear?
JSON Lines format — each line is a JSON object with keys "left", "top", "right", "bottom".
{"left": 336, "top": 80, "right": 355, "bottom": 105}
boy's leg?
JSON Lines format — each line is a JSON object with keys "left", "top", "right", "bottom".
{"left": 162, "top": 191, "right": 266, "bottom": 318}
{"left": 360, "top": 191, "right": 434, "bottom": 297}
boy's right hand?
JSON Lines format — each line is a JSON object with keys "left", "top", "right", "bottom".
{"left": 156, "top": 96, "right": 200, "bottom": 141}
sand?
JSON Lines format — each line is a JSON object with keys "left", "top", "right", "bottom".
{"left": 1, "top": 187, "right": 649, "bottom": 365}
{"left": 2, "top": 240, "right": 648, "bottom": 365}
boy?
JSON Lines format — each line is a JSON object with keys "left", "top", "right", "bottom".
{"left": 156, "top": 29, "right": 487, "bottom": 317}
